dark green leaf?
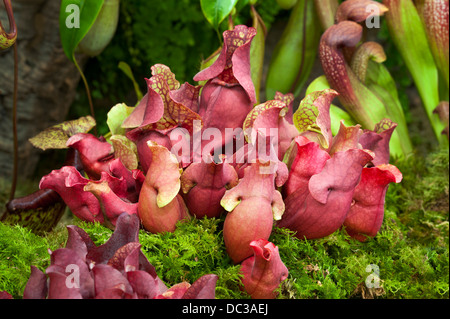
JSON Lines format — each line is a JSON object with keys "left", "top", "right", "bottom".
{"left": 200, "top": 0, "right": 239, "bottom": 30}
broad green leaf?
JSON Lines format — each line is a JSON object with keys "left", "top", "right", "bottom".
{"left": 59, "top": 0, "right": 105, "bottom": 62}
{"left": 29, "top": 116, "right": 96, "bottom": 150}
{"left": 384, "top": 0, "right": 446, "bottom": 147}
{"left": 365, "top": 61, "right": 413, "bottom": 156}
{"left": 265, "top": 0, "right": 320, "bottom": 99}
{"left": 200, "top": 0, "right": 239, "bottom": 30}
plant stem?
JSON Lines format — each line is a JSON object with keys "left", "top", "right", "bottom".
{"left": 9, "top": 41, "right": 18, "bottom": 201}
{"left": 73, "top": 55, "right": 98, "bottom": 136}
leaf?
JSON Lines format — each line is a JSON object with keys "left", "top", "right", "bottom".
{"left": 145, "top": 142, "right": 182, "bottom": 208}
{"left": 383, "top": 0, "right": 444, "bottom": 145}
{"left": 29, "top": 116, "right": 96, "bottom": 150}
{"left": 77, "top": 0, "right": 120, "bottom": 57}
{"left": 200, "top": 0, "right": 239, "bottom": 30}
{"left": 243, "top": 100, "right": 286, "bottom": 135}
{"left": 118, "top": 62, "right": 144, "bottom": 102}
{"left": 365, "top": 60, "right": 413, "bottom": 157}
{"left": 107, "top": 103, "right": 134, "bottom": 136}
{"left": 250, "top": 6, "right": 266, "bottom": 104}
{"left": 293, "top": 89, "right": 338, "bottom": 150}
{"left": 182, "top": 274, "right": 218, "bottom": 299}
{"left": 151, "top": 64, "right": 180, "bottom": 91}
{"left": 305, "top": 76, "right": 356, "bottom": 135}
{"left": 59, "top": 0, "right": 105, "bottom": 62}
{"left": 265, "top": 0, "right": 321, "bottom": 99}
{"left": 1, "top": 201, "right": 66, "bottom": 236}
{"left": 319, "top": 21, "right": 388, "bottom": 130}
{"left": 416, "top": 0, "right": 449, "bottom": 90}
{"left": 110, "top": 135, "right": 138, "bottom": 170}
{"left": 145, "top": 73, "right": 203, "bottom": 134}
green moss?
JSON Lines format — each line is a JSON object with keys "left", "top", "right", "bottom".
{"left": 77, "top": 216, "right": 249, "bottom": 299}
{"left": 386, "top": 149, "right": 449, "bottom": 246}
{"left": 0, "top": 222, "right": 67, "bottom": 299}
{"left": 76, "top": 220, "right": 113, "bottom": 246}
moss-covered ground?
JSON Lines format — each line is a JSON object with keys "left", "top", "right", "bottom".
{"left": 0, "top": 149, "right": 448, "bottom": 299}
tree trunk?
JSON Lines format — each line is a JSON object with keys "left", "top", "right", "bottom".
{"left": 0, "top": 0, "right": 85, "bottom": 181}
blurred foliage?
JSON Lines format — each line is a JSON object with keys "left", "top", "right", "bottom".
{"left": 66, "top": 0, "right": 414, "bottom": 139}
{"left": 376, "top": 18, "right": 413, "bottom": 124}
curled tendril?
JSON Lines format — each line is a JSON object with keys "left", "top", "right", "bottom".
{"left": 0, "top": 0, "right": 17, "bottom": 50}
